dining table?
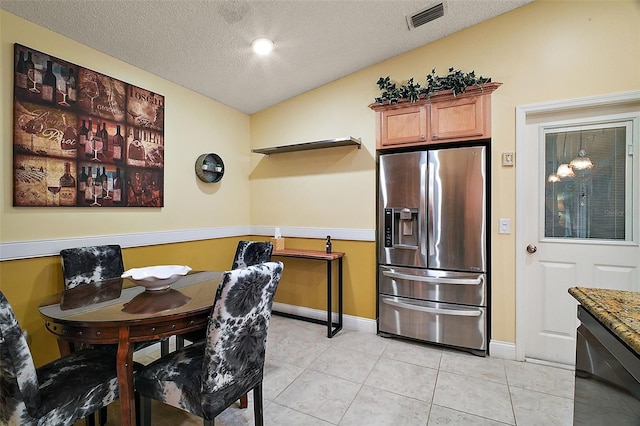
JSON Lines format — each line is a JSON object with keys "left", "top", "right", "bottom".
{"left": 38, "top": 270, "right": 223, "bottom": 426}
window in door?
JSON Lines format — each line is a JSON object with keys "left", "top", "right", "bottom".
{"left": 544, "top": 122, "right": 635, "bottom": 242}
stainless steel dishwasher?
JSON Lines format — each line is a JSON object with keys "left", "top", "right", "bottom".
{"left": 574, "top": 305, "right": 640, "bottom": 424}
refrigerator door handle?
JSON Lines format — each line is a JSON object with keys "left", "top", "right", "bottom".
{"left": 392, "top": 244, "right": 419, "bottom": 250}
{"left": 382, "top": 270, "right": 483, "bottom": 285}
{"left": 382, "top": 298, "right": 482, "bottom": 317}
{"left": 420, "top": 161, "right": 428, "bottom": 257}
{"left": 427, "top": 163, "right": 435, "bottom": 256}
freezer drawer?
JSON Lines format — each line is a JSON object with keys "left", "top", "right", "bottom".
{"left": 379, "top": 295, "right": 486, "bottom": 351}
{"left": 379, "top": 265, "right": 486, "bottom": 306}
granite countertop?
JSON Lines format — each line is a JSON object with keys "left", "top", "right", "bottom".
{"left": 569, "top": 286, "right": 640, "bottom": 355}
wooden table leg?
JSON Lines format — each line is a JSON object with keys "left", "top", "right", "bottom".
{"left": 240, "top": 393, "right": 248, "bottom": 409}
{"left": 117, "top": 327, "right": 136, "bottom": 426}
{"left": 56, "top": 338, "right": 73, "bottom": 357}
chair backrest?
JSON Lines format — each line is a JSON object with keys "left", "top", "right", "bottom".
{"left": 60, "top": 245, "right": 125, "bottom": 290}
{"left": 0, "top": 291, "right": 41, "bottom": 423}
{"left": 201, "top": 261, "right": 283, "bottom": 395}
{"left": 231, "top": 240, "right": 273, "bottom": 270}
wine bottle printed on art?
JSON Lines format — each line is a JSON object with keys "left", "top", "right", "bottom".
{"left": 15, "top": 50, "right": 28, "bottom": 89}
{"left": 85, "top": 166, "right": 93, "bottom": 202}
{"left": 41, "top": 60, "right": 56, "bottom": 104}
{"left": 60, "top": 114, "right": 77, "bottom": 153}
{"left": 113, "top": 167, "right": 122, "bottom": 204}
{"left": 85, "top": 119, "right": 94, "bottom": 158}
{"left": 101, "top": 122, "right": 109, "bottom": 153}
{"left": 67, "top": 68, "right": 77, "bottom": 101}
{"left": 59, "top": 162, "right": 76, "bottom": 206}
{"left": 113, "top": 125, "right": 123, "bottom": 161}
{"left": 78, "top": 166, "right": 87, "bottom": 194}
{"left": 94, "top": 168, "right": 103, "bottom": 200}
{"left": 79, "top": 119, "right": 88, "bottom": 148}
{"left": 128, "top": 128, "right": 146, "bottom": 167}
{"left": 25, "top": 52, "right": 36, "bottom": 93}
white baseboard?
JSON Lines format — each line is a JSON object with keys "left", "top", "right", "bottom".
{"left": 489, "top": 340, "right": 517, "bottom": 360}
{"left": 524, "top": 357, "right": 575, "bottom": 371}
{"left": 272, "top": 302, "right": 377, "bottom": 334}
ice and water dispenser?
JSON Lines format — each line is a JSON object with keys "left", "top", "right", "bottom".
{"left": 384, "top": 207, "right": 419, "bottom": 248}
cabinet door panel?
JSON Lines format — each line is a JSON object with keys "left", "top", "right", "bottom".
{"left": 380, "top": 105, "right": 427, "bottom": 147}
{"left": 430, "top": 96, "right": 487, "bottom": 142}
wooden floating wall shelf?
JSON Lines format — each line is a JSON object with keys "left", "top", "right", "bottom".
{"left": 252, "top": 136, "right": 361, "bottom": 155}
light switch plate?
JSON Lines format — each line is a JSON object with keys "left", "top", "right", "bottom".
{"left": 499, "top": 218, "right": 511, "bottom": 234}
{"left": 502, "top": 152, "right": 514, "bottom": 167}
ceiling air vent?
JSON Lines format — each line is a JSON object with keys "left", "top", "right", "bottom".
{"left": 407, "top": 3, "right": 445, "bottom": 30}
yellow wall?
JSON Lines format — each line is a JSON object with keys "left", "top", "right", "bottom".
{"left": 0, "top": 236, "right": 372, "bottom": 366}
{"left": 1, "top": 11, "right": 252, "bottom": 242}
{"left": 126, "top": 237, "right": 376, "bottom": 322}
{"left": 270, "top": 238, "right": 376, "bottom": 319}
{"left": 250, "top": 0, "right": 640, "bottom": 343}
{"left": 1, "top": 1, "right": 639, "bottom": 366}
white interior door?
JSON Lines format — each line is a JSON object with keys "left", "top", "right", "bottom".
{"left": 517, "top": 99, "right": 640, "bottom": 366}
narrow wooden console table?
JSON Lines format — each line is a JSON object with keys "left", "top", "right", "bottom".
{"left": 272, "top": 249, "right": 344, "bottom": 337}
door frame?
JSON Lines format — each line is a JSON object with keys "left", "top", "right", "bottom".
{"left": 514, "top": 90, "right": 640, "bottom": 362}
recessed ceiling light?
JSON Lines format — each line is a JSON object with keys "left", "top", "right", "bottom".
{"left": 251, "top": 38, "right": 274, "bottom": 55}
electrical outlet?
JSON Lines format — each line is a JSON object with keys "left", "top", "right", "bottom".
{"left": 502, "top": 152, "right": 514, "bottom": 167}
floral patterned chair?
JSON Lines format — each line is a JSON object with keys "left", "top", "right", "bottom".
{"left": 0, "top": 290, "right": 120, "bottom": 426}
{"left": 135, "top": 261, "right": 283, "bottom": 426}
{"left": 174, "top": 240, "right": 274, "bottom": 410}
{"left": 230, "top": 240, "right": 274, "bottom": 270}
{"left": 176, "top": 240, "right": 274, "bottom": 348}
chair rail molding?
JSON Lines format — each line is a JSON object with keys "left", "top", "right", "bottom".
{"left": 251, "top": 226, "right": 375, "bottom": 241}
{"left": 0, "top": 226, "right": 375, "bottom": 261}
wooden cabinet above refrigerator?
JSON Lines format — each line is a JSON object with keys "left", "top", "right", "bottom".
{"left": 369, "top": 82, "right": 501, "bottom": 150}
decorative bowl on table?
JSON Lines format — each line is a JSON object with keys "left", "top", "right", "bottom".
{"left": 121, "top": 265, "right": 192, "bottom": 291}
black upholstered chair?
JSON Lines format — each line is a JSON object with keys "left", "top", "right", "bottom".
{"left": 0, "top": 291, "right": 120, "bottom": 426}
{"left": 230, "top": 240, "right": 275, "bottom": 270}
{"left": 60, "top": 245, "right": 168, "bottom": 425}
{"left": 176, "top": 240, "right": 274, "bottom": 349}
{"left": 135, "top": 261, "right": 283, "bottom": 426}
{"left": 60, "top": 245, "right": 125, "bottom": 290}
{"left": 173, "top": 240, "right": 274, "bottom": 411}
{"left": 60, "top": 245, "right": 170, "bottom": 355}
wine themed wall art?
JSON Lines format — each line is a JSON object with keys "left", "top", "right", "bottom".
{"left": 13, "top": 43, "right": 165, "bottom": 207}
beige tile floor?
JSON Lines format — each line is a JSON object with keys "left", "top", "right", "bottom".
{"left": 81, "top": 315, "right": 575, "bottom": 425}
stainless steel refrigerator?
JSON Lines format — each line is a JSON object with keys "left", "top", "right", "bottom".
{"left": 377, "top": 145, "right": 488, "bottom": 355}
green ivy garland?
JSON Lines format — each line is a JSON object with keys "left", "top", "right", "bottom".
{"left": 375, "top": 67, "right": 492, "bottom": 105}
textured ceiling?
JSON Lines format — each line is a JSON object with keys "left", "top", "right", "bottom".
{"left": 1, "top": 0, "right": 532, "bottom": 114}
